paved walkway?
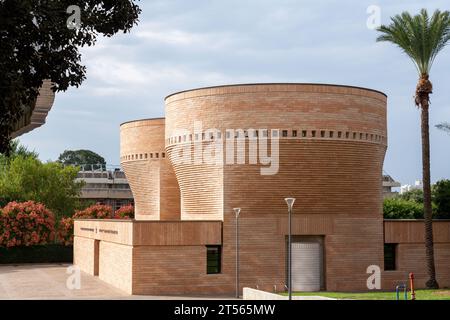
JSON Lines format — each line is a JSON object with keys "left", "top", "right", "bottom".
{"left": 0, "top": 264, "right": 235, "bottom": 300}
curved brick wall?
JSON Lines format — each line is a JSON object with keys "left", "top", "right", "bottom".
{"left": 120, "top": 119, "right": 180, "bottom": 221}
{"left": 165, "top": 84, "right": 387, "bottom": 221}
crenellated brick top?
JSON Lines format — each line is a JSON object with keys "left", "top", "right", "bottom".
{"left": 120, "top": 118, "right": 166, "bottom": 163}
{"left": 165, "top": 83, "right": 387, "bottom": 104}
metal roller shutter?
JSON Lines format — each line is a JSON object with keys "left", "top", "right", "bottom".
{"left": 292, "top": 242, "right": 322, "bottom": 292}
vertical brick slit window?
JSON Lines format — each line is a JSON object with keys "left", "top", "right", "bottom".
{"left": 206, "top": 245, "right": 222, "bottom": 274}
{"left": 282, "top": 130, "right": 288, "bottom": 137}
{"left": 320, "top": 131, "right": 325, "bottom": 138}
{"left": 292, "top": 130, "right": 297, "bottom": 137}
{"left": 384, "top": 244, "right": 397, "bottom": 271}
{"left": 302, "top": 130, "right": 307, "bottom": 137}
{"left": 311, "top": 131, "right": 316, "bottom": 137}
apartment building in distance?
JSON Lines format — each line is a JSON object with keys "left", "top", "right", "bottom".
{"left": 76, "top": 166, "right": 134, "bottom": 211}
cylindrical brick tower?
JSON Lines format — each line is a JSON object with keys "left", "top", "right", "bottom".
{"left": 120, "top": 118, "right": 180, "bottom": 221}
{"left": 165, "top": 84, "right": 387, "bottom": 220}
{"left": 164, "top": 83, "right": 387, "bottom": 291}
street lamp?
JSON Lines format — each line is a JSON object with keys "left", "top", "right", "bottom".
{"left": 284, "top": 198, "right": 295, "bottom": 301}
{"left": 233, "top": 208, "right": 241, "bottom": 299}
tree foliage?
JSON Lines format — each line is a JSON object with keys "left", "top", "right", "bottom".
{"left": 399, "top": 189, "right": 424, "bottom": 203}
{"left": 58, "top": 149, "right": 106, "bottom": 169}
{"left": 433, "top": 180, "right": 450, "bottom": 219}
{"left": 0, "top": 140, "right": 38, "bottom": 163}
{"left": 383, "top": 180, "right": 450, "bottom": 219}
{"left": 0, "top": 156, "right": 84, "bottom": 219}
{"left": 383, "top": 198, "right": 425, "bottom": 219}
{"left": 377, "top": 9, "right": 450, "bottom": 76}
{"left": 0, "top": 0, "right": 141, "bottom": 153}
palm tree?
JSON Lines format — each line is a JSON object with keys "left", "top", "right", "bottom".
{"left": 436, "top": 122, "right": 450, "bottom": 134}
{"left": 377, "top": 9, "right": 450, "bottom": 289}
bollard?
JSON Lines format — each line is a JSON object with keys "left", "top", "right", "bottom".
{"left": 396, "top": 284, "right": 407, "bottom": 300}
{"left": 409, "top": 273, "right": 416, "bottom": 300}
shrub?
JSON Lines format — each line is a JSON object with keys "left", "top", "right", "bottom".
{"left": 0, "top": 201, "right": 55, "bottom": 248}
{"left": 73, "top": 203, "right": 114, "bottom": 219}
{"left": 57, "top": 217, "right": 74, "bottom": 246}
{"left": 114, "top": 204, "right": 134, "bottom": 220}
{"left": 433, "top": 179, "right": 450, "bottom": 219}
{"left": 0, "top": 245, "right": 73, "bottom": 264}
{"left": 383, "top": 198, "right": 424, "bottom": 219}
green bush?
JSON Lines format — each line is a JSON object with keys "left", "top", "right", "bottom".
{"left": 0, "top": 245, "right": 73, "bottom": 264}
{"left": 383, "top": 198, "right": 425, "bottom": 219}
{"left": 398, "top": 189, "right": 424, "bottom": 203}
{"left": 0, "top": 156, "right": 84, "bottom": 219}
{"left": 433, "top": 179, "right": 450, "bottom": 219}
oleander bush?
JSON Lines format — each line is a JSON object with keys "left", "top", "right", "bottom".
{"left": 58, "top": 203, "right": 134, "bottom": 246}
{"left": 57, "top": 217, "right": 74, "bottom": 246}
{"left": 114, "top": 204, "right": 134, "bottom": 219}
{"left": 0, "top": 201, "right": 56, "bottom": 248}
{"left": 73, "top": 203, "right": 114, "bottom": 219}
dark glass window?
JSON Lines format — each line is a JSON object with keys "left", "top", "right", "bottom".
{"left": 206, "top": 246, "right": 221, "bottom": 274}
{"left": 282, "top": 130, "right": 288, "bottom": 137}
{"left": 384, "top": 244, "right": 397, "bottom": 271}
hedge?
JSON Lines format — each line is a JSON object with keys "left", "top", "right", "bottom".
{"left": 0, "top": 244, "right": 73, "bottom": 264}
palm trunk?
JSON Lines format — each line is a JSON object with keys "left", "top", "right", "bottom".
{"left": 421, "top": 100, "right": 439, "bottom": 289}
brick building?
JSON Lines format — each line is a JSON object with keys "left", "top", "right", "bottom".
{"left": 74, "top": 84, "right": 450, "bottom": 295}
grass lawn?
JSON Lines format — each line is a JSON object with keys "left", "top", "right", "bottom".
{"left": 281, "top": 289, "right": 450, "bottom": 300}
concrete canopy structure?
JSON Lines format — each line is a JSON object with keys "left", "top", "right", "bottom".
{"left": 10, "top": 80, "right": 55, "bottom": 139}
{"left": 74, "top": 83, "right": 450, "bottom": 295}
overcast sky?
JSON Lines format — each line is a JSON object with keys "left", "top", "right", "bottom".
{"left": 20, "top": 0, "right": 450, "bottom": 185}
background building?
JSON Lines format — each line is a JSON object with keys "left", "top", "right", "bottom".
{"left": 400, "top": 180, "right": 424, "bottom": 194}
{"left": 10, "top": 80, "right": 55, "bottom": 139}
{"left": 383, "top": 173, "right": 401, "bottom": 198}
{"left": 76, "top": 165, "right": 134, "bottom": 211}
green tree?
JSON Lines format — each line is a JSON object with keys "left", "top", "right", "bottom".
{"left": 377, "top": 9, "right": 450, "bottom": 289}
{"left": 383, "top": 198, "right": 425, "bottom": 220}
{"left": 0, "top": 0, "right": 141, "bottom": 154}
{"left": 0, "top": 140, "right": 38, "bottom": 162}
{"left": 58, "top": 150, "right": 106, "bottom": 170}
{"left": 0, "top": 156, "right": 84, "bottom": 219}
{"left": 399, "top": 189, "right": 424, "bottom": 203}
{"left": 433, "top": 180, "right": 450, "bottom": 219}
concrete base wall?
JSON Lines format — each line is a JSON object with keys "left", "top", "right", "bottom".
{"left": 98, "top": 241, "right": 133, "bottom": 294}
{"left": 74, "top": 237, "right": 98, "bottom": 276}
{"left": 73, "top": 219, "right": 450, "bottom": 295}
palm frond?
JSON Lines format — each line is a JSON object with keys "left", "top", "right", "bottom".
{"left": 377, "top": 9, "right": 450, "bottom": 76}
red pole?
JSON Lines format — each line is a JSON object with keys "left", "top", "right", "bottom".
{"left": 409, "top": 273, "right": 416, "bottom": 300}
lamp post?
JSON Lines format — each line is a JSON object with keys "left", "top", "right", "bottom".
{"left": 234, "top": 208, "right": 241, "bottom": 298}
{"left": 284, "top": 198, "right": 295, "bottom": 301}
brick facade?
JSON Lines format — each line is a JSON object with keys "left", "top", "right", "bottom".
{"left": 74, "top": 83, "right": 450, "bottom": 295}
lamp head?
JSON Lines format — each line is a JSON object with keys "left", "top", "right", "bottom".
{"left": 284, "top": 198, "right": 296, "bottom": 210}
{"left": 233, "top": 208, "right": 241, "bottom": 218}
